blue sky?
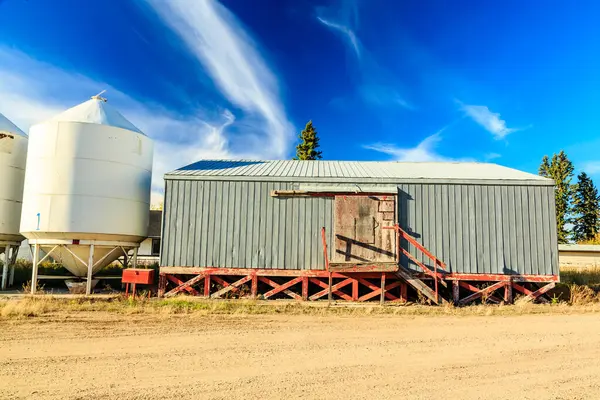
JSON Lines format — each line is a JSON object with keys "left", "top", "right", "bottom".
{"left": 1, "top": 0, "right": 600, "bottom": 203}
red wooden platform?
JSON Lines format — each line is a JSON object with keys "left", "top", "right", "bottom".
{"left": 157, "top": 266, "right": 558, "bottom": 304}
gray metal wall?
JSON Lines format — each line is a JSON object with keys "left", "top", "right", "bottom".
{"left": 397, "top": 184, "right": 558, "bottom": 276}
{"left": 161, "top": 179, "right": 558, "bottom": 276}
{"left": 161, "top": 180, "right": 335, "bottom": 270}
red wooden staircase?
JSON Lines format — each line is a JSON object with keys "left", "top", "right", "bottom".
{"left": 322, "top": 224, "right": 448, "bottom": 304}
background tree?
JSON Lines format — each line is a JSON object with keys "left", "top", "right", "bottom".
{"left": 294, "top": 121, "right": 322, "bottom": 160}
{"left": 538, "top": 151, "right": 574, "bottom": 243}
{"left": 572, "top": 172, "right": 600, "bottom": 242}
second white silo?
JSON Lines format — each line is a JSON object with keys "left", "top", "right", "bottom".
{"left": 0, "top": 112, "right": 28, "bottom": 289}
{"left": 20, "top": 95, "right": 154, "bottom": 294}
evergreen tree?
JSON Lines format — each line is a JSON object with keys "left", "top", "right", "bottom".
{"left": 572, "top": 172, "right": 600, "bottom": 242}
{"left": 294, "top": 121, "right": 322, "bottom": 160}
{"left": 538, "top": 151, "right": 574, "bottom": 243}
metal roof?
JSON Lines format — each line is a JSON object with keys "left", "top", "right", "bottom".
{"left": 166, "top": 160, "right": 554, "bottom": 185}
{"left": 558, "top": 244, "right": 600, "bottom": 253}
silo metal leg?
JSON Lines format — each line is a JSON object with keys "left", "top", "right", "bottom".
{"left": 132, "top": 247, "right": 138, "bottom": 269}
{"left": 2, "top": 244, "right": 9, "bottom": 290}
{"left": 9, "top": 246, "right": 16, "bottom": 286}
{"left": 31, "top": 244, "right": 40, "bottom": 295}
{"left": 86, "top": 244, "right": 95, "bottom": 295}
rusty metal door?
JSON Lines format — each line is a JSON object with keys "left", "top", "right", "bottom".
{"left": 332, "top": 195, "right": 397, "bottom": 264}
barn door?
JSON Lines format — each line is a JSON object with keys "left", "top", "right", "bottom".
{"left": 332, "top": 195, "right": 397, "bottom": 264}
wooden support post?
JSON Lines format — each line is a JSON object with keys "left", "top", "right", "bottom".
{"left": 504, "top": 281, "right": 513, "bottom": 304}
{"left": 302, "top": 276, "right": 309, "bottom": 301}
{"left": 251, "top": 272, "right": 258, "bottom": 299}
{"left": 31, "top": 244, "right": 40, "bottom": 295}
{"left": 380, "top": 273, "right": 386, "bottom": 305}
{"left": 328, "top": 272, "right": 332, "bottom": 305}
{"left": 352, "top": 278, "right": 359, "bottom": 301}
{"left": 1, "top": 244, "right": 9, "bottom": 290}
{"left": 158, "top": 273, "right": 167, "bottom": 297}
{"left": 204, "top": 274, "right": 211, "bottom": 297}
{"left": 452, "top": 280, "right": 460, "bottom": 304}
{"left": 86, "top": 244, "right": 95, "bottom": 295}
{"left": 400, "top": 282, "right": 407, "bottom": 303}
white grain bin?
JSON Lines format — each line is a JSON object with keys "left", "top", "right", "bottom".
{"left": 0, "top": 112, "right": 28, "bottom": 244}
{"left": 20, "top": 95, "right": 154, "bottom": 283}
{"left": 0, "top": 112, "right": 27, "bottom": 289}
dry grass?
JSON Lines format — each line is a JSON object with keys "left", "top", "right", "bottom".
{"left": 560, "top": 266, "right": 600, "bottom": 286}
{"left": 2, "top": 295, "right": 600, "bottom": 320}
{"left": 2, "top": 266, "right": 599, "bottom": 320}
{"left": 557, "top": 266, "right": 600, "bottom": 304}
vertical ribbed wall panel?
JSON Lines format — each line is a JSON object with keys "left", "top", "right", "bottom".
{"left": 161, "top": 179, "right": 558, "bottom": 276}
{"left": 161, "top": 180, "right": 334, "bottom": 270}
{"left": 396, "top": 183, "right": 558, "bottom": 276}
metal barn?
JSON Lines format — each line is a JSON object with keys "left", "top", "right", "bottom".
{"left": 158, "top": 160, "right": 559, "bottom": 304}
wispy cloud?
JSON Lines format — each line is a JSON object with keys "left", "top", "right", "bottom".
{"left": 0, "top": 47, "right": 267, "bottom": 205}
{"left": 316, "top": 1, "right": 412, "bottom": 111}
{"left": 144, "top": 0, "right": 293, "bottom": 158}
{"left": 581, "top": 161, "right": 600, "bottom": 175}
{"left": 358, "top": 85, "right": 413, "bottom": 110}
{"left": 316, "top": 16, "right": 360, "bottom": 59}
{"left": 459, "top": 103, "right": 517, "bottom": 140}
{"left": 364, "top": 126, "right": 463, "bottom": 162}
{"left": 484, "top": 152, "right": 502, "bottom": 161}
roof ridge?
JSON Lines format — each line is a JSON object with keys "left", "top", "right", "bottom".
{"left": 167, "top": 159, "right": 553, "bottom": 184}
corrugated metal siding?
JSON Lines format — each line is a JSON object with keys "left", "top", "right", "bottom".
{"left": 161, "top": 180, "right": 334, "bottom": 270}
{"left": 396, "top": 184, "right": 558, "bottom": 275}
{"left": 161, "top": 179, "right": 558, "bottom": 276}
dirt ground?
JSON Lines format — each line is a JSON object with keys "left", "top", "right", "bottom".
{"left": 2, "top": 312, "right": 600, "bottom": 399}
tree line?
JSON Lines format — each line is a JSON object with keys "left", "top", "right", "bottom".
{"left": 539, "top": 151, "right": 600, "bottom": 244}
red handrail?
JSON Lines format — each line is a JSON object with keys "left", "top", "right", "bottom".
{"left": 384, "top": 224, "right": 446, "bottom": 300}
{"left": 321, "top": 227, "right": 330, "bottom": 272}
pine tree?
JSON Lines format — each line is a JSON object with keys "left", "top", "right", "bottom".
{"left": 538, "top": 151, "right": 574, "bottom": 243}
{"left": 294, "top": 121, "right": 322, "bottom": 160}
{"left": 572, "top": 172, "right": 600, "bottom": 242}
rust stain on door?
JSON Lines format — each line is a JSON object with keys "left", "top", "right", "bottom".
{"left": 333, "top": 196, "right": 397, "bottom": 264}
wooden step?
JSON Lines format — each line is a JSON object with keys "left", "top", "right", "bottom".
{"left": 395, "top": 268, "right": 446, "bottom": 305}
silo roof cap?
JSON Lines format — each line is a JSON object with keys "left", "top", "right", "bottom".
{"left": 0, "top": 112, "right": 27, "bottom": 137}
{"left": 44, "top": 96, "right": 144, "bottom": 135}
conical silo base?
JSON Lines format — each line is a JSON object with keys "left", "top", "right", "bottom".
{"left": 40, "top": 245, "right": 123, "bottom": 277}
{"left": 29, "top": 240, "right": 140, "bottom": 295}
